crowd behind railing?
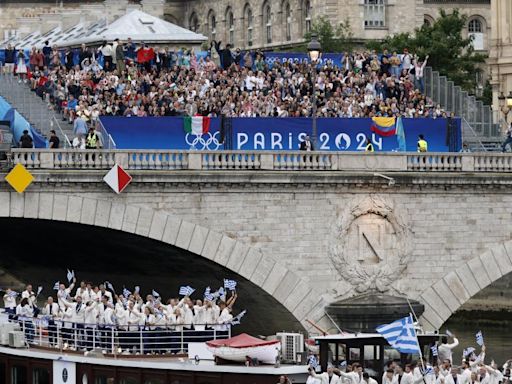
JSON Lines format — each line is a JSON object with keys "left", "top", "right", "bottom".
{"left": 1, "top": 274, "right": 243, "bottom": 354}
{"left": 0, "top": 39, "right": 448, "bottom": 149}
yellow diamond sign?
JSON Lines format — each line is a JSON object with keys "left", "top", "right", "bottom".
{"left": 5, "top": 164, "right": 34, "bottom": 193}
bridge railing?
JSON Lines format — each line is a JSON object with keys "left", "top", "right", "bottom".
{"left": 8, "top": 149, "right": 512, "bottom": 172}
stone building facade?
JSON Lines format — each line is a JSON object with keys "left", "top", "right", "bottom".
{"left": 1, "top": 1, "right": 492, "bottom": 52}
{"left": 488, "top": 0, "right": 512, "bottom": 134}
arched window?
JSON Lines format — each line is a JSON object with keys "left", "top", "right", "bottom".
{"left": 263, "top": 2, "right": 272, "bottom": 44}
{"left": 207, "top": 10, "right": 217, "bottom": 41}
{"left": 226, "top": 8, "right": 234, "bottom": 45}
{"left": 189, "top": 12, "right": 199, "bottom": 33}
{"left": 244, "top": 4, "right": 254, "bottom": 47}
{"left": 284, "top": 2, "right": 292, "bottom": 41}
{"left": 303, "top": 0, "right": 312, "bottom": 34}
{"left": 423, "top": 15, "right": 434, "bottom": 28}
{"left": 468, "top": 17, "right": 485, "bottom": 50}
{"left": 468, "top": 18, "right": 483, "bottom": 33}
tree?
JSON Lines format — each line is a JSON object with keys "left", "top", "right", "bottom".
{"left": 304, "top": 16, "right": 355, "bottom": 53}
{"left": 366, "top": 9, "right": 486, "bottom": 95}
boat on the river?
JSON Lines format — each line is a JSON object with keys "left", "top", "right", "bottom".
{"left": 206, "top": 333, "right": 281, "bottom": 364}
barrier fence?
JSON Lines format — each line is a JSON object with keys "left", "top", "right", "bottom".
{"left": 9, "top": 149, "right": 512, "bottom": 173}
{"left": 2, "top": 314, "right": 230, "bottom": 355}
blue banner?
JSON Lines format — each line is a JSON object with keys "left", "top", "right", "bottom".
{"left": 254, "top": 52, "right": 344, "bottom": 69}
{"left": 101, "top": 116, "right": 461, "bottom": 152}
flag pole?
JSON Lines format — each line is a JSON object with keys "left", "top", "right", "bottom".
{"left": 411, "top": 313, "right": 427, "bottom": 378}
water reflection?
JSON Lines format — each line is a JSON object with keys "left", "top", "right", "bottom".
{"left": 443, "top": 318, "right": 512, "bottom": 365}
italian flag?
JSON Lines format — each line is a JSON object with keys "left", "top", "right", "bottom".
{"left": 184, "top": 116, "right": 210, "bottom": 135}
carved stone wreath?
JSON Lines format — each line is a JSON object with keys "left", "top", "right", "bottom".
{"left": 329, "top": 195, "right": 412, "bottom": 294}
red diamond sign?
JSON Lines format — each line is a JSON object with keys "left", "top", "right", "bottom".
{"left": 103, "top": 164, "right": 132, "bottom": 194}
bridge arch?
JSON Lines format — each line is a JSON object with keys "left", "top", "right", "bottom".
{"left": 418, "top": 241, "right": 512, "bottom": 330}
{"left": 0, "top": 191, "right": 329, "bottom": 332}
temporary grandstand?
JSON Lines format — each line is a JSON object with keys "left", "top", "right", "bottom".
{"left": 0, "top": 9, "right": 207, "bottom": 49}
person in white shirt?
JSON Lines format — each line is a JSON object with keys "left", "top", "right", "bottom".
{"left": 310, "top": 365, "right": 341, "bottom": 384}
{"left": 383, "top": 369, "right": 397, "bottom": 384}
{"left": 60, "top": 295, "right": 87, "bottom": 349}
{"left": 98, "top": 284, "right": 113, "bottom": 304}
{"left": 21, "top": 284, "right": 37, "bottom": 309}
{"left": 413, "top": 359, "right": 436, "bottom": 384}
{"left": 402, "top": 364, "right": 414, "bottom": 384}
{"left": 16, "top": 298, "right": 35, "bottom": 343}
{"left": 193, "top": 300, "right": 206, "bottom": 331}
{"left": 141, "top": 307, "right": 156, "bottom": 354}
{"left": 42, "top": 296, "right": 60, "bottom": 346}
{"left": 57, "top": 279, "right": 76, "bottom": 309}
{"left": 438, "top": 335, "right": 459, "bottom": 364}
{"left": 83, "top": 300, "right": 98, "bottom": 350}
{"left": 307, "top": 370, "right": 322, "bottom": 384}
{"left": 3, "top": 289, "right": 17, "bottom": 316}
{"left": 444, "top": 367, "right": 465, "bottom": 384}
{"left": 364, "top": 372, "right": 379, "bottom": 384}
{"left": 339, "top": 363, "right": 364, "bottom": 384}
{"left": 125, "top": 300, "right": 142, "bottom": 352}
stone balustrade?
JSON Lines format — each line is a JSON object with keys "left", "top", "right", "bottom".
{"left": 8, "top": 149, "right": 512, "bottom": 172}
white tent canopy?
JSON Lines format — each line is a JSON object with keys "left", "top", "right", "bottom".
{"left": 58, "top": 10, "right": 207, "bottom": 47}
{"left": 0, "top": 10, "right": 207, "bottom": 49}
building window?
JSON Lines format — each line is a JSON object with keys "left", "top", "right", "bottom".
{"left": 226, "top": 8, "right": 234, "bottom": 45}
{"left": 304, "top": 0, "right": 312, "bottom": 34}
{"left": 245, "top": 4, "right": 253, "bottom": 47}
{"left": 468, "top": 17, "right": 484, "bottom": 50}
{"left": 364, "top": 0, "right": 386, "bottom": 29}
{"left": 189, "top": 12, "right": 199, "bottom": 33}
{"left": 468, "top": 18, "right": 482, "bottom": 33}
{"left": 285, "top": 2, "right": 292, "bottom": 41}
{"left": 263, "top": 2, "right": 272, "bottom": 44}
{"left": 208, "top": 10, "right": 216, "bottom": 41}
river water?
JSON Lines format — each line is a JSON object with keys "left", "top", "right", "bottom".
{"left": 443, "top": 317, "right": 512, "bottom": 365}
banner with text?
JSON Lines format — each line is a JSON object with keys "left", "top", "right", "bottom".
{"left": 100, "top": 116, "right": 461, "bottom": 152}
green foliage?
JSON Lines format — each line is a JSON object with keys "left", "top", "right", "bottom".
{"left": 366, "top": 9, "right": 486, "bottom": 95}
{"left": 304, "top": 16, "right": 355, "bottom": 53}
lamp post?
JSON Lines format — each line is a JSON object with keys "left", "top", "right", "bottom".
{"left": 498, "top": 91, "right": 512, "bottom": 135}
{"left": 307, "top": 33, "right": 322, "bottom": 149}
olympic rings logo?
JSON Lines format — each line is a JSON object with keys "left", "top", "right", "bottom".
{"left": 185, "top": 131, "right": 222, "bottom": 150}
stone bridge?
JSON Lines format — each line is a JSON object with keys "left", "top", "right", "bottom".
{"left": 2, "top": 149, "right": 512, "bottom": 334}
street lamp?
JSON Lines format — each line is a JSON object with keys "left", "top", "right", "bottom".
{"left": 307, "top": 33, "right": 322, "bottom": 149}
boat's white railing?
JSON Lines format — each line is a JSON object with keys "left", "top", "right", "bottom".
{"left": 9, "top": 149, "right": 512, "bottom": 172}
{"left": 2, "top": 315, "right": 231, "bottom": 355}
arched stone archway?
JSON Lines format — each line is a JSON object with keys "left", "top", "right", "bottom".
{"left": 418, "top": 241, "right": 512, "bottom": 330}
{"left": 0, "top": 191, "right": 330, "bottom": 333}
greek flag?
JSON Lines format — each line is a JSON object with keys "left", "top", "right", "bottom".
{"left": 37, "top": 286, "right": 43, "bottom": 295}
{"left": 230, "top": 309, "right": 247, "bottom": 326}
{"left": 204, "top": 287, "right": 214, "bottom": 301}
{"left": 53, "top": 281, "right": 60, "bottom": 291}
{"left": 431, "top": 345, "right": 438, "bottom": 357}
{"left": 376, "top": 315, "right": 421, "bottom": 354}
{"left": 463, "top": 347, "right": 476, "bottom": 359}
{"left": 179, "top": 286, "right": 195, "bottom": 296}
{"left": 476, "top": 331, "right": 484, "bottom": 346}
{"left": 151, "top": 289, "right": 160, "bottom": 298}
{"left": 308, "top": 354, "right": 319, "bottom": 369}
{"left": 122, "top": 288, "right": 131, "bottom": 298}
{"left": 224, "top": 279, "right": 237, "bottom": 291}
{"left": 7, "top": 290, "right": 18, "bottom": 298}
{"left": 66, "top": 269, "right": 75, "bottom": 283}
{"left": 105, "top": 281, "right": 115, "bottom": 292}
{"left": 134, "top": 286, "right": 140, "bottom": 294}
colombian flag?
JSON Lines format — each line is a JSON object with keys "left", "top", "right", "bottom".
{"left": 371, "top": 117, "right": 397, "bottom": 137}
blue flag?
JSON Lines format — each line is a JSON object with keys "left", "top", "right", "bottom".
{"left": 396, "top": 116, "right": 406, "bottom": 152}
{"left": 376, "top": 315, "right": 420, "bottom": 354}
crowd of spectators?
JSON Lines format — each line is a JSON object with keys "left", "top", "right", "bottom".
{"left": 3, "top": 40, "right": 447, "bottom": 127}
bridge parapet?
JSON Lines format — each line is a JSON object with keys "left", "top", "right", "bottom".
{"left": 9, "top": 149, "right": 512, "bottom": 173}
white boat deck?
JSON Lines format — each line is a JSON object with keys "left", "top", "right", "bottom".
{"left": 0, "top": 346, "right": 308, "bottom": 376}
